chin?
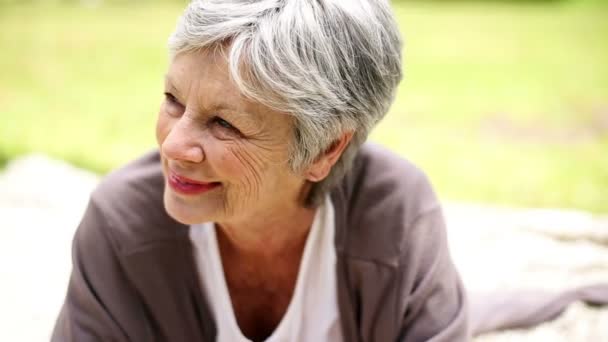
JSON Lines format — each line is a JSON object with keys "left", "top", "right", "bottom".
{"left": 163, "top": 189, "right": 218, "bottom": 225}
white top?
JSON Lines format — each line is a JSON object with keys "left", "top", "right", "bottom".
{"left": 189, "top": 195, "right": 343, "bottom": 342}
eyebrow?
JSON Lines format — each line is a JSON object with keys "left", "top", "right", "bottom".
{"left": 164, "top": 74, "right": 180, "bottom": 95}
{"left": 163, "top": 74, "right": 261, "bottom": 120}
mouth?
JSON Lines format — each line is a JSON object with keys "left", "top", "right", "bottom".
{"left": 167, "top": 171, "right": 221, "bottom": 195}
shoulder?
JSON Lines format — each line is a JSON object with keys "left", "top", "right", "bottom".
{"left": 332, "top": 144, "right": 469, "bottom": 340}
{"left": 84, "top": 150, "right": 187, "bottom": 254}
{"left": 57, "top": 151, "right": 181, "bottom": 341}
{"left": 332, "top": 143, "right": 443, "bottom": 264}
{"left": 351, "top": 143, "right": 439, "bottom": 214}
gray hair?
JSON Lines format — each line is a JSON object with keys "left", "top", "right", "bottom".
{"left": 168, "top": 0, "right": 402, "bottom": 206}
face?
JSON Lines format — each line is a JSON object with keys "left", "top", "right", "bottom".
{"left": 156, "top": 49, "right": 308, "bottom": 226}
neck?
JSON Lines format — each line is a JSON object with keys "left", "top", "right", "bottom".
{"left": 215, "top": 203, "right": 317, "bottom": 262}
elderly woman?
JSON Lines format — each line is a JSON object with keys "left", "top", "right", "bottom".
{"left": 52, "top": 0, "right": 468, "bottom": 341}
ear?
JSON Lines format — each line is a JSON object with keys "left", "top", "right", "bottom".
{"left": 304, "top": 131, "right": 354, "bottom": 182}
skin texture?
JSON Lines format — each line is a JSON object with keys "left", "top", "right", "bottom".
{"left": 155, "top": 49, "right": 352, "bottom": 340}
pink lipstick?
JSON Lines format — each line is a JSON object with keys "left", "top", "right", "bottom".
{"left": 167, "top": 172, "right": 220, "bottom": 195}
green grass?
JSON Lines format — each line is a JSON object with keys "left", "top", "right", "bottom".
{"left": 1, "top": 1, "right": 607, "bottom": 212}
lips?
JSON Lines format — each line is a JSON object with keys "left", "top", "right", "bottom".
{"left": 167, "top": 171, "right": 220, "bottom": 195}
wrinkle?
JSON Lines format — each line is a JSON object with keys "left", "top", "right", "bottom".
{"left": 229, "top": 143, "right": 264, "bottom": 203}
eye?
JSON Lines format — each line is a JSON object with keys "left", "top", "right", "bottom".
{"left": 163, "top": 92, "right": 184, "bottom": 116}
{"left": 213, "top": 117, "right": 235, "bottom": 130}
{"left": 210, "top": 116, "right": 242, "bottom": 138}
{"left": 163, "top": 92, "right": 178, "bottom": 104}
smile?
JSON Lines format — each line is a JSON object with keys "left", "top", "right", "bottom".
{"left": 168, "top": 172, "right": 221, "bottom": 195}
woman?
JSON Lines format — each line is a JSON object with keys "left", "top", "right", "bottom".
{"left": 52, "top": 0, "right": 468, "bottom": 341}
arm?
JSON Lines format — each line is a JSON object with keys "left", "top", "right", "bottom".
{"left": 398, "top": 207, "right": 469, "bottom": 342}
{"left": 51, "top": 199, "right": 149, "bottom": 342}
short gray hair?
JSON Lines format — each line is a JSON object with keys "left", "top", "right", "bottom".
{"left": 168, "top": 0, "right": 402, "bottom": 206}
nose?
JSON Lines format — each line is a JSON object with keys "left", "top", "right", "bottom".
{"left": 161, "top": 116, "right": 205, "bottom": 164}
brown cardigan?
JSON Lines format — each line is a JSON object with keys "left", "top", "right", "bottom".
{"left": 51, "top": 143, "right": 608, "bottom": 341}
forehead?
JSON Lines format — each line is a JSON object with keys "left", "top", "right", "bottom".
{"left": 166, "top": 49, "right": 229, "bottom": 92}
{"left": 166, "top": 49, "right": 267, "bottom": 119}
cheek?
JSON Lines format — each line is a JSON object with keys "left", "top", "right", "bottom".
{"left": 222, "top": 143, "right": 268, "bottom": 191}
{"left": 220, "top": 145, "right": 257, "bottom": 179}
{"left": 155, "top": 110, "right": 172, "bottom": 146}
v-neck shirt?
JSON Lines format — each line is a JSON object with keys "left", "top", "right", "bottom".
{"left": 189, "top": 195, "right": 343, "bottom": 342}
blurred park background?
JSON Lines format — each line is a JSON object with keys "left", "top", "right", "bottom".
{"left": 1, "top": 0, "right": 607, "bottom": 213}
{"left": 1, "top": 1, "right": 608, "bottom": 340}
